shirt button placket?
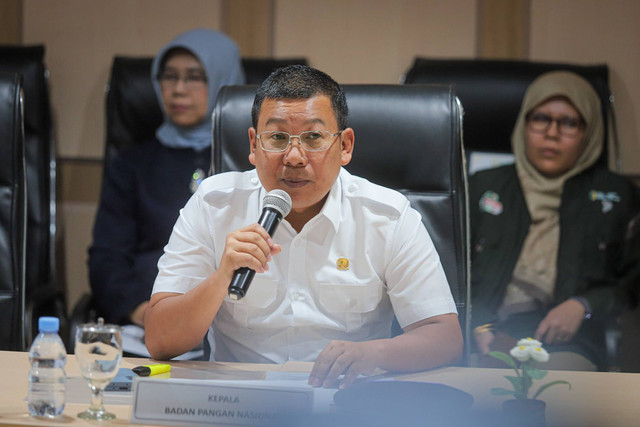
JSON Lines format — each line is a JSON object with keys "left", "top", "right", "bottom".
{"left": 289, "top": 236, "right": 308, "bottom": 360}
{"left": 289, "top": 236, "right": 307, "bottom": 318}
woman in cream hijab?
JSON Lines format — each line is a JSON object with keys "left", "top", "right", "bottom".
{"left": 469, "top": 71, "right": 640, "bottom": 370}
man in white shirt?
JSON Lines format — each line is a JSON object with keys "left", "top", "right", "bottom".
{"left": 145, "top": 65, "right": 462, "bottom": 389}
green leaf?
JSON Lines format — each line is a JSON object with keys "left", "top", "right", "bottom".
{"left": 504, "top": 375, "right": 523, "bottom": 392}
{"left": 491, "top": 387, "right": 517, "bottom": 396}
{"left": 488, "top": 351, "right": 518, "bottom": 370}
{"left": 523, "top": 365, "right": 547, "bottom": 380}
{"left": 532, "top": 380, "right": 572, "bottom": 400}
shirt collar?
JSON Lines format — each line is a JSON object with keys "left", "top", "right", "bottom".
{"left": 317, "top": 168, "right": 344, "bottom": 232}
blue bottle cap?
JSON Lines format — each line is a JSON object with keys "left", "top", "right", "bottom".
{"left": 38, "top": 316, "right": 59, "bottom": 333}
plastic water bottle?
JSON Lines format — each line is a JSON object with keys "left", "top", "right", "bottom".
{"left": 27, "top": 316, "right": 67, "bottom": 418}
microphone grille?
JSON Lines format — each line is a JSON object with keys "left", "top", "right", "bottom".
{"left": 263, "top": 189, "right": 292, "bottom": 217}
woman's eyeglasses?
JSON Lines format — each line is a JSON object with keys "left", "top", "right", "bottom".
{"left": 158, "top": 72, "right": 207, "bottom": 89}
{"left": 527, "top": 112, "right": 584, "bottom": 137}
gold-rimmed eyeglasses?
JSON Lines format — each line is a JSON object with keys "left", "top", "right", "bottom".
{"left": 257, "top": 130, "right": 342, "bottom": 152}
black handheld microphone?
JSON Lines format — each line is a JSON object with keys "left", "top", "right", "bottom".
{"left": 227, "top": 189, "right": 292, "bottom": 301}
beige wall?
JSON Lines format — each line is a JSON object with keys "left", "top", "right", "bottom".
{"left": 0, "top": 0, "right": 21, "bottom": 43}
{"left": 273, "top": 0, "right": 477, "bottom": 83}
{"left": 23, "top": 0, "right": 223, "bottom": 159}
{"left": 478, "top": 0, "right": 529, "bottom": 59}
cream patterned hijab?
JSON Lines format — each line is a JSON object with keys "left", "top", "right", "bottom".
{"left": 512, "top": 71, "right": 604, "bottom": 212}
{"left": 501, "top": 71, "right": 604, "bottom": 313}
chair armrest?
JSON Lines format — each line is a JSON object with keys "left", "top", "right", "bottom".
{"left": 25, "top": 284, "right": 68, "bottom": 348}
{"left": 69, "top": 293, "right": 100, "bottom": 347}
{"left": 605, "top": 315, "right": 622, "bottom": 372}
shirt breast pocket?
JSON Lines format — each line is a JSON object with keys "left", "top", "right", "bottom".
{"left": 317, "top": 281, "right": 383, "bottom": 332}
{"left": 223, "top": 277, "right": 279, "bottom": 327}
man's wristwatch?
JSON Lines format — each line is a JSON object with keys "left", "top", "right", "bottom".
{"left": 570, "top": 296, "right": 592, "bottom": 320}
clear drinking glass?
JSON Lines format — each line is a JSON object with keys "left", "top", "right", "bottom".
{"left": 74, "top": 318, "right": 122, "bottom": 420}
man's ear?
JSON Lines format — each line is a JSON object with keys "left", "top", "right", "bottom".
{"left": 340, "top": 127, "right": 355, "bottom": 166}
{"left": 248, "top": 127, "right": 257, "bottom": 165}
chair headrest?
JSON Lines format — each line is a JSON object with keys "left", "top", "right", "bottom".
{"left": 105, "top": 56, "right": 162, "bottom": 164}
{"left": 404, "top": 58, "right": 610, "bottom": 165}
{"left": 241, "top": 58, "right": 308, "bottom": 84}
{"left": 0, "top": 45, "right": 51, "bottom": 135}
{"left": 0, "top": 72, "right": 24, "bottom": 177}
{"left": 213, "top": 84, "right": 462, "bottom": 192}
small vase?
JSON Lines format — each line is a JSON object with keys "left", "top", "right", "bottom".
{"left": 501, "top": 399, "right": 546, "bottom": 427}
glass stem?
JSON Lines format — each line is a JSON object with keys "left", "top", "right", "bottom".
{"left": 89, "top": 385, "right": 105, "bottom": 413}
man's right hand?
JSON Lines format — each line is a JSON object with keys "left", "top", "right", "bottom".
{"left": 217, "top": 223, "right": 281, "bottom": 282}
{"left": 144, "top": 223, "right": 281, "bottom": 361}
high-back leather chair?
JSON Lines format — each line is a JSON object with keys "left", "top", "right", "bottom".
{"left": 403, "top": 58, "right": 616, "bottom": 171}
{"left": 0, "top": 45, "right": 65, "bottom": 344}
{"left": 212, "top": 84, "right": 471, "bottom": 362}
{"left": 0, "top": 73, "right": 27, "bottom": 350}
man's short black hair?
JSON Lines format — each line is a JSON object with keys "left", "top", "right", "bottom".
{"left": 251, "top": 65, "right": 348, "bottom": 130}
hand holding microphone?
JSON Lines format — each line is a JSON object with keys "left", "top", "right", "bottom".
{"left": 227, "top": 189, "right": 292, "bottom": 300}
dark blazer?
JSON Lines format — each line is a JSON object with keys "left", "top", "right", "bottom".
{"left": 89, "top": 138, "right": 211, "bottom": 323}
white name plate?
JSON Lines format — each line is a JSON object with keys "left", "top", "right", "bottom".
{"left": 130, "top": 377, "right": 314, "bottom": 426}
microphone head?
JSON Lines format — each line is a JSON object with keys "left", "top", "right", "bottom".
{"left": 263, "top": 189, "right": 292, "bottom": 217}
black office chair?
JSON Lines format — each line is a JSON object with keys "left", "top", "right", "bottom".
{"left": 0, "top": 72, "right": 27, "bottom": 351}
{"left": 0, "top": 45, "right": 66, "bottom": 345}
{"left": 403, "top": 58, "right": 617, "bottom": 171}
{"left": 403, "top": 57, "right": 624, "bottom": 370}
{"left": 212, "top": 84, "right": 471, "bottom": 364}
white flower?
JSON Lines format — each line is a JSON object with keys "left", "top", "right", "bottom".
{"left": 517, "top": 337, "right": 542, "bottom": 347}
{"left": 509, "top": 340, "right": 550, "bottom": 363}
{"left": 510, "top": 345, "right": 531, "bottom": 362}
{"left": 530, "top": 346, "right": 550, "bottom": 363}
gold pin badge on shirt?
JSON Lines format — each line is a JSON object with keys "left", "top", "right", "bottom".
{"left": 336, "top": 258, "right": 350, "bottom": 271}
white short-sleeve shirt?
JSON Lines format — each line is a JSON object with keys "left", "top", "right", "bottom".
{"left": 152, "top": 168, "right": 457, "bottom": 363}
